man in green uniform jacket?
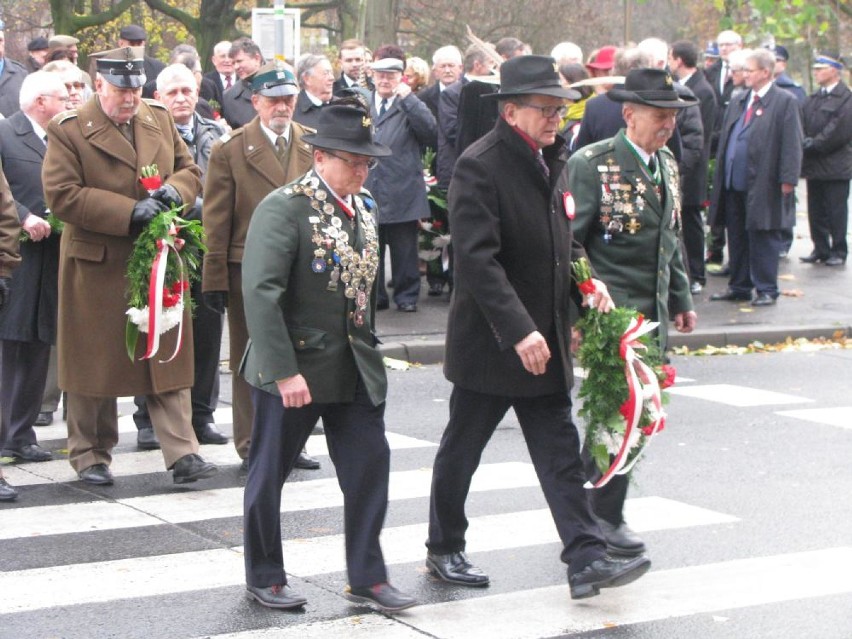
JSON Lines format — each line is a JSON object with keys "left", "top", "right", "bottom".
{"left": 239, "top": 102, "right": 417, "bottom": 614}
{"left": 566, "top": 68, "right": 698, "bottom": 558}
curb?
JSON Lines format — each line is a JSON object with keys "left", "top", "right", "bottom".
{"left": 379, "top": 325, "right": 852, "bottom": 365}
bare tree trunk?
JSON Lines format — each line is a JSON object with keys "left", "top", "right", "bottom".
{"left": 364, "top": 0, "right": 398, "bottom": 47}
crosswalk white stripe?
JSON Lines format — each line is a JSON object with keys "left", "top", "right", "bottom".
{"left": 0, "top": 462, "right": 539, "bottom": 540}
{"left": 667, "top": 383, "right": 813, "bottom": 406}
{"left": 191, "top": 616, "right": 427, "bottom": 639}
{"left": 0, "top": 497, "right": 736, "bottom": 614}
{"left": 4, "top": 431, "right": 436, "bottom": 487}
{"left": 776, "top": 406, "right": 852, "bottom": 429}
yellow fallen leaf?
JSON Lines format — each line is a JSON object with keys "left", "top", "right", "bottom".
{"left": 781, "top": 289, "right": 804, "bottom": 297}
{"left": 383, "top": 356, "right": 411, "bottom": 370}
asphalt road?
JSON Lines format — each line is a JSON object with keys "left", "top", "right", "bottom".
{"left": 2, "top": 347, "right": 852, "bottom": 638}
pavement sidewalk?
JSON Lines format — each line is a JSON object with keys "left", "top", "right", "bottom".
{"left": 375, "top": 216, "right": 852, "bottom": 365}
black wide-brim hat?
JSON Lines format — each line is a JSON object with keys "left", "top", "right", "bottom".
{"left": 608, "top": 68, "right": 698, "bottom": 109}
{"left": 302, "top": 104, "right": 392, "bottom": 157}
{"left": 484, "top": 55, "right": 581, "bottom": 101}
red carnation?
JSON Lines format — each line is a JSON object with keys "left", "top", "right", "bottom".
{"left": 659, "top": 364, "right": 676, "bottom": 389}
{"left": 140, "top": 175, "right": 163, "bottom": 191}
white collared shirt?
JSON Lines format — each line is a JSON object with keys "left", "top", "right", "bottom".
{"left": 375, "top": 93, "right": 395, "bottom": 112}
{"left": 305, "top": 91, "right": 324, "bottom": 107}
{"left": 24, "top": 114, "right": 47, "bottom": 144}
{"left": 260, "top": 121, "right": 290, "bottom": 147}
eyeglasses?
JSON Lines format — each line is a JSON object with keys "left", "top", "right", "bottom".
{"left": 65, "top": 82, "right": 86, "bottom": 91}
{"left": 324, "top": 150, "right": 379, "bottom": 170}
{"left": 518, "top": 102, "right": 567, "bottom": 119}
{"left": 42, "top": 93, "right": 72, "bottom": 102}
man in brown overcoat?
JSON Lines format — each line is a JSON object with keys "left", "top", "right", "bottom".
{"left": 42, "top": 47, "right": 217, "bottom": 486}
{"left": 202, "top": 61, "right": 316, "bottom": 470}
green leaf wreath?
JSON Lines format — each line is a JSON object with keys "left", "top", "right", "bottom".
{"left": 573, "top": 259, "right": 675, "bottom": 478}
{"left": 125, "top": 206, "right": 206, "bottom": 360}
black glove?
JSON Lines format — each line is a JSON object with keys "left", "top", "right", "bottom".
{"left": 0, "top": 277, "right": 9, "bottom": 311}
{"left": 150, "top": 183, "right": 183, "bottom": 208}
{"left": 203, "top": 291, "right": 228, "bottom": 314}
{"left": 183, "top": 196, "right": 203, "bottom": 221}
{"left": 130, "top": 197, "right": 170, "bottom": 230}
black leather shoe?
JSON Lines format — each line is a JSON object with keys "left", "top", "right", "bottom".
{"left": 799, "top": 253, "right": 828, "bottom": 264}
{"left": 426, "top": 551, "right": 490, "bottom": 586}
{"left": 1, "top": 444, "right": 53, "bottom": 462}
{"left": 825, "top": 256, "right": 846, "bottom": 266}
{"left": 137, "top": 427, "right": 161, "bottom": 450}
{"left": 751, "top": 293, "right": 777, "bottom": 307}
{"left": 246, "top": 584, "right": 307, "bottom": 609}
{"left": 376, "top": 299, "right": 389, "bottom": 310}
{"left": 689, "top": 282, "right": 703, "bottom": 295}
{"left": 397, "top": 303, "right": 417, "bottom": 312}
{"left": 595, "top": 518, "right": 646, "bottom": 556}
{"left": 427, "top": 282, "right": 444, "bottom": 296}
{"left": 569, "top": 555, "right": 651, "bottom": 600}
{"left": 294, "top": 450, "right": 320, "bottom": 470}
{"left": 0, "top": 477, "right": 19, "bottom": 501}
{"left": 710, "top": 289, "right": 752, "bottom": 302}
{"left": 344, "top": 582, "right": 418, "bottom": 613}
{"left": 172, "top": 454, "right": 218, "bottom": 484}
{"left": 34, "top": 411, "right": 54, "bottom": 426}
{"left": 78, "top": 463, "right": 114, "bottom": 486}
{"left": 194, "top": 423, "right": 228, "bottom": 445}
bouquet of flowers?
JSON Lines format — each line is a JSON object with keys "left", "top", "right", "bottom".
{"left": 572, "top": 258, "right": 676, "bottom": 488}
{"left": 125, "top": 169, "right": 206, "bottom": 362}
{"left": 19, "top": 211, "right": 64, "bottom": 242}
{"left": 419, "top": 147, "right": 451, "bottom": 268}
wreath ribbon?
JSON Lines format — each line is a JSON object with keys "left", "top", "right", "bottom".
{"left": 141, "top": 224, "right": 186, "bottom": 362}
{"left": 585, "top": 314, "right": 664, "bottom": 489}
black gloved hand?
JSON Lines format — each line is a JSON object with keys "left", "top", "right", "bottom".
{"left": 0, "top": 277, "right": 10, "bottom": 310}
{"left": 130, "top": 197, "right": 170, "bottom": 230}
{"left": 203, "top": 291, "right": 228, "bottom": 314}
{"left": 183, "top": 196, "right": 203, "bottom": 221}
{"left": 150, "top": 183, "right": 183, "bottom": 208}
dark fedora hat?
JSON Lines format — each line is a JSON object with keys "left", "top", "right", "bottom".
{"left": 302, "top": 104, "right": 392, "bottom": 158}
{"left": 484, "top": 55, "right": 580, "bottom": 100}
{"left": 608, "top": 68, "right": 698, "bottom": 109}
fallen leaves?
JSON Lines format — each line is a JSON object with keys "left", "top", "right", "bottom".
{"left": 672, "top": 331, "right": 852, "bottom": 356}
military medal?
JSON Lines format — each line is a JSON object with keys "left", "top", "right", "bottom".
{"left": 311, "top": 257, "right": 326, "bottom": 273}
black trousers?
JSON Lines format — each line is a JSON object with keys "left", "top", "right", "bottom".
{"left": 377, "top": 220, "right": 421, "bottom": 307}
{"left": 681, "top": 205, "right": 706, "bottom": 285}
{"left": 581, "top": 448, "right": 630, "bottom": 526}
{"left": 806, "top": 179, "right": 849, "bottom": 260}
{"left": 426, "top": 386, "right": 606, "bottom": 574}
{"left": 244, "top": 379, "right": 390, "bottom": 589}
{"left": 0, "top": 339, "right": 50, "bottom": 450}
{"left": 134, "top": 280, "right": 223, "bottom": 429}
{"left": 724, "top": 190, "right": 783, "bottom": 298}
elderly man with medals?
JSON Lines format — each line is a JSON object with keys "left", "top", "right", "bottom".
{"left": 565, "top": 67, "right": 698, "bottom": 557}
{"left": 239, "top": 102, "right": 418, "bottom": 613}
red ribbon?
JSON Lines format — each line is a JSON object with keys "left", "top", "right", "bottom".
{"left": 140, "top": 222, "right": 186, "bottom": 362}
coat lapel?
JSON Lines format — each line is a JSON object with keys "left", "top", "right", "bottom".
{"left": 243, "top": 119, "right": 286, "bottom": 188}
{"left": 11, "top": 112, "right": 46, "bottom": 159}
{"left": 614, "top": 134, "right": 662, "bottom": 218}
{"left": 79, "top": 99, "right": 136, "bottom": 170}
{"left": 133, "top": 102, "right": 169, "bottom": 175}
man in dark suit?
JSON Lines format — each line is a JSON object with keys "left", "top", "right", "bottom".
{"left": 332, "top": 39, "right": 373, "bottom": 96}
{"left": 709, "top": 48, "right": 803, "bottom": 306}
{"left": 204, "top": 40, "right": 236, "bottom": 109}
{"left": 24, "top": 37, "right": 49, "bottom": 73}
{"left": 293, "top": 54, "right": 334, "bottom": 129}
{"left": 800, "top": 52, "right": 852, "bottom": 266}
{"left": 425, "top": 55, "right": 650, "bottom": 600}
{"left": 240, "top": 103, "right": 416, "bottom": 613}
{"left": 0, "top": 27, "right": 28, "bottom": 117}
{"left": 670, "top": 40, "right": 719, "bottom": 292}
{"left": 567, "top": 68, "right": 698, "bottom": 556}
{"left": 118, "top": 24, "right": 165, "bottom": 99}
{"left": 365, "top": 57, "right": 436, "bottom": 312}
{"left": 0, "top": 71, "right": 69, "bottom": 464}
{"left": 0, "top": 164, "right": 23, "bottom": 501}
{"left": 221, "top": 38, "right": 263, "bottom": 129}
{"left": 771, "top": 45, "right": 807, "bottom": 104}
{"left": 416, "top": 45, "right": 463, "bottom": 119}
{"left": 203, "top": 62, "right": 317, "bottom": 471}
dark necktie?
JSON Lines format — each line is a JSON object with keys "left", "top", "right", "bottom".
{"left": 820, "top": 88, "right": 828, "bottom": 97}
{"left": 744, "top": 96, "right": 759, "bottom": 125}
{"left": 647, "top": 154, "right": 657, "bottom": 175}
{"left": 535, "top": 152, "right": 550, "bottom": 179}
{"left": 275, "top": 135, "right": 288, "bottom": 164}
{"left": 225, "top": 74, "right": 232, "bottom": 90}
{"left": 379, "top": 98, "right": 388, "bottom": 117}
{"left": 176, "top": 124, "right": 193, "bottom": 146}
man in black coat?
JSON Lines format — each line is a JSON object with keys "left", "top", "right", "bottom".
{"left": 425, "top": 55, "right": 650, "bottom": 600}
{"left": 118, "top": 25, "right": 166, "bottom": 100}
{"left": 416, "top": 45, "right": 463, "bottom": 119}
{"left": 800, "top": 53, "right": 852, "bottom": 266}
{"left": 332, "top": 39, "right": 373, "bottom": 96}
{"left": 221, "top": 38, "right": 264, "bottom": 129}
{"left": 670, "top": 40, "right": 718, "bottom": 291}
{"left": 0, "top": 28, "right": 28, "bottom": 117}
{"left": 204, "top": 40, "right": 236, "bottom": 110}
{"left": 0, "top": 71, "right": 70, "bottom": 463}
{"left": 709, "top": 48, "right": 803, "bottom": 306}
{"left": 293, "top": 54, "right": 333, "bottom": 130}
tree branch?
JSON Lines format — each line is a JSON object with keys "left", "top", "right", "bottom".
{"left": 61, "top": 0, "right": 136, "bottom": 30}
{"left": 144, "top": 0, "right": 199, "bottom": 29}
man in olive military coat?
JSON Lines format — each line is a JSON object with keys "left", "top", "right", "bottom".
{"left": 42, "top": 47, "right": 216, "bottom": 486}
{"left": 567, "top": 67, "right": 697, "bottom": 558}
{"left": 202, "top": 61, "right": 316, "bottom": 469}
{"left": 239, "top": 103, "right": 417, "bottom": 614}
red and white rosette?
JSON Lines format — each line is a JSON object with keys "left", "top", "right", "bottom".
{"left": 585, "top": 313, "right": 665, "bottom": 489}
